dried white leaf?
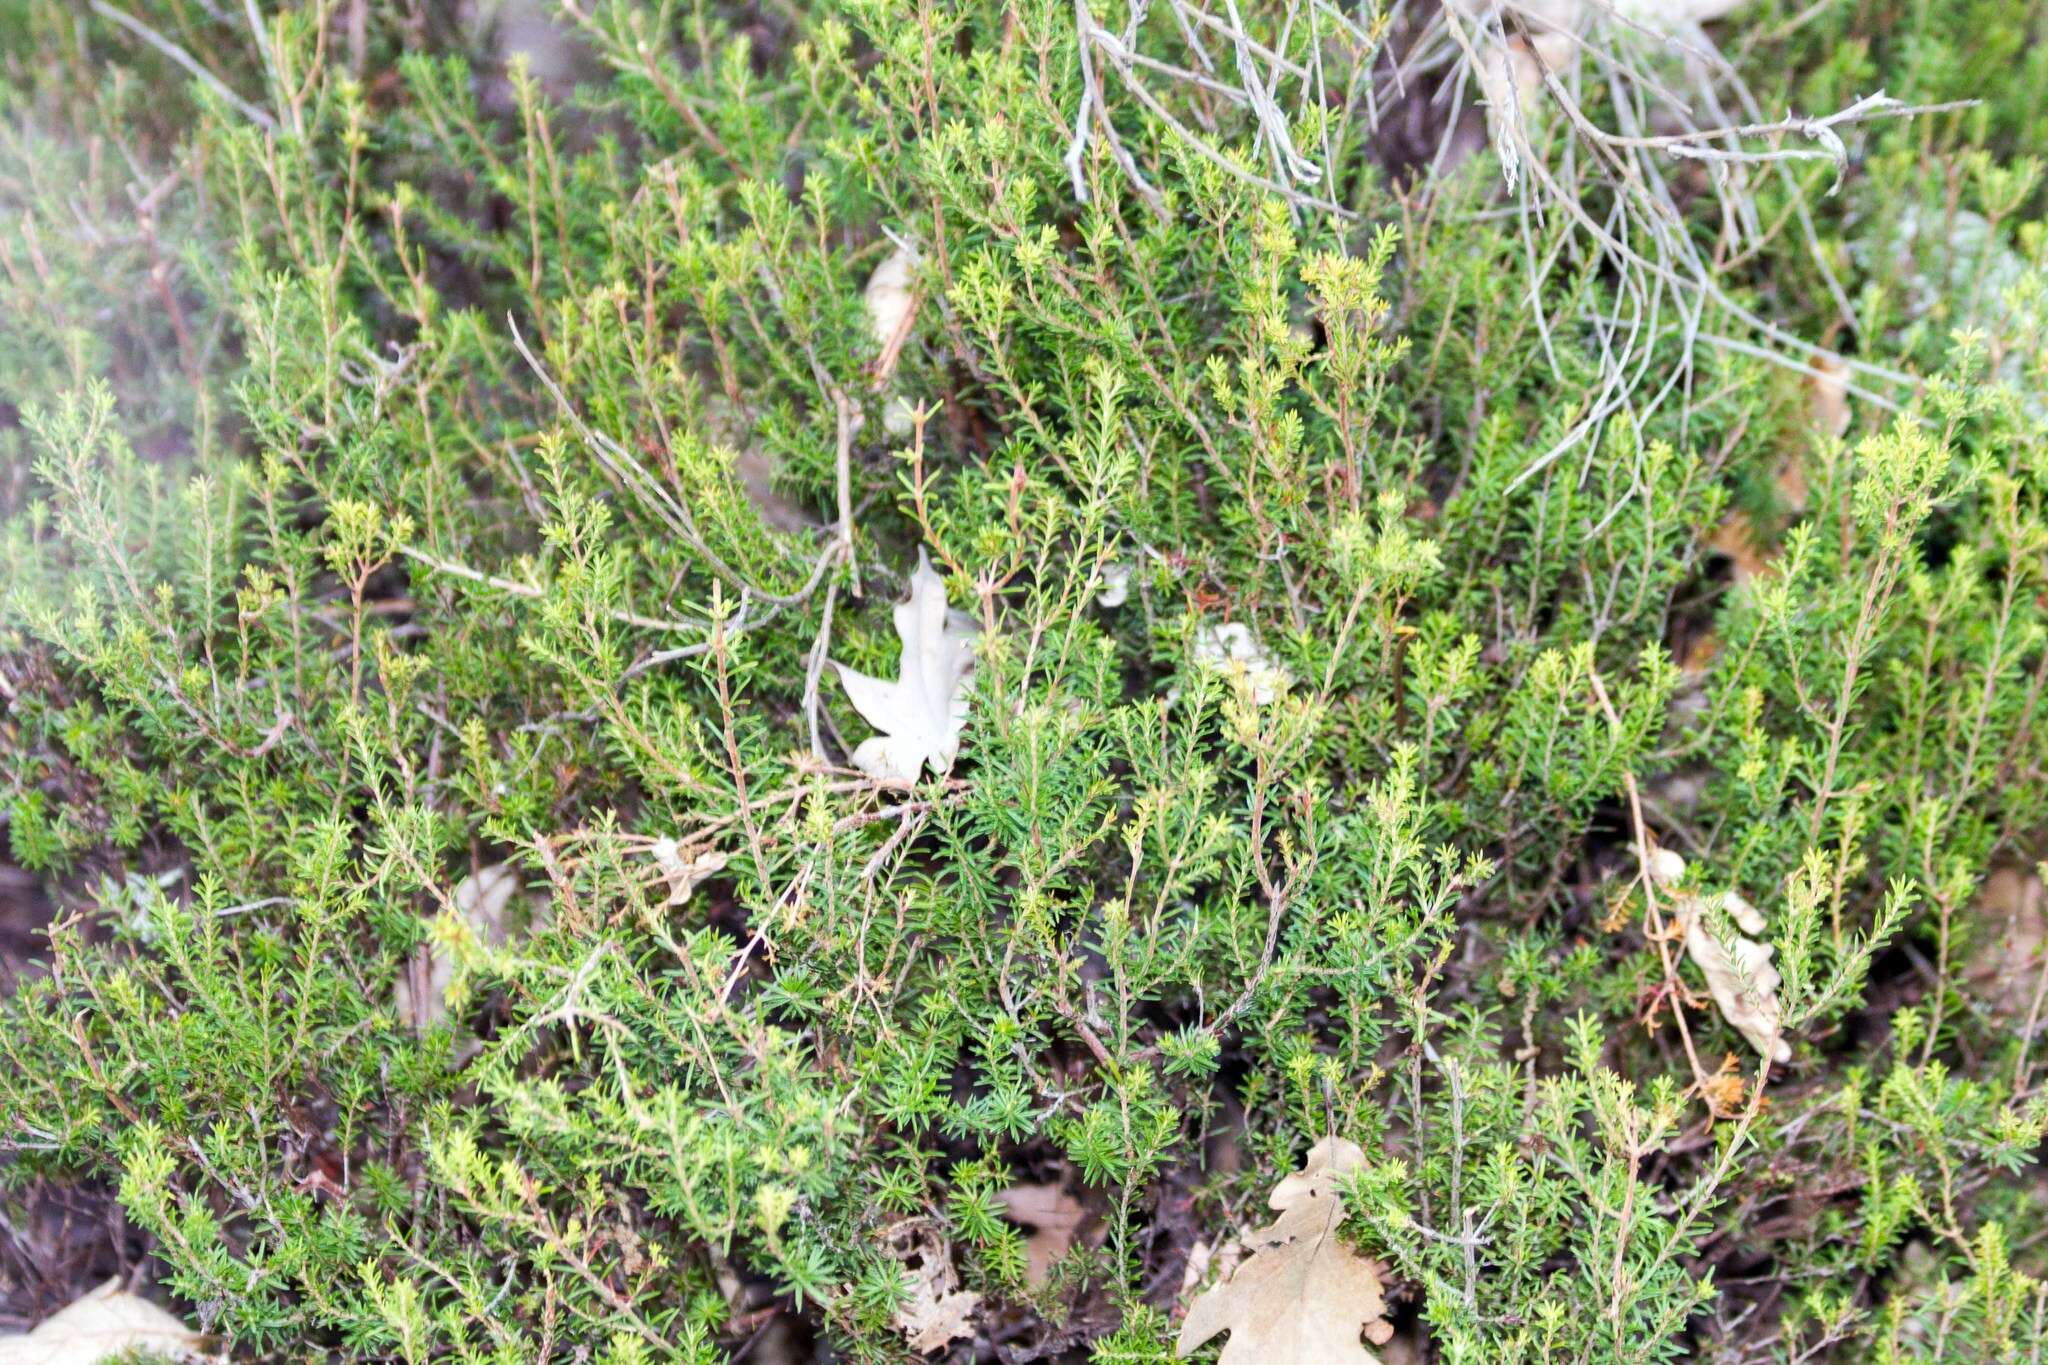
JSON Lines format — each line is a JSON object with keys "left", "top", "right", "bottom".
{"left": 833, "top": 550, "right": 978, "bottom": 782}
{"left": 697, "top": 395, "right": 819, "bottom": 534}
{"left": 1466, "top": 0, "right": 1745, "bottom": 143}
{"left": 1191, "top": 623, "right": 1290, "bottom": 706}
{"left": 0, "top": 1278, "right": 203, "bottom": 1365}
{"left": 1176, "top": 1137, "right": 1392, "bottom": 1363}
{"left": 1473, "top": 31, "right": 1574, "bottom": 123}
{"left": 1607, "top": 0, "right": 1746, "bottom": 26}
{"left": 865, "top": 247, "right": 916, "bottom": 354}
{"left": 865, "top": 246, "right": 925, "bottom": 435}
{"left": 395, "top": 863, "right": 539, "bottom": 1029}
{"left": 1643, "top": 845, "right": 1688, "bottom": 887}
{"left": 884, "top": 1221, "right": 980, "bottom": 1355}
{"left": 880, "top": 394, "right": 918, "bottom": 439}
{"left": 1808, "top": 354, "right": 1852, "bottom": 443}
{"left": 1646, "top": 850, "right": 1791, "bottom": 1063}
{"left": 1682, "top": 891, "right": 1791, "bottom": 1064}
{"left": 1096, "top": 561, "right": 1132, "bottom": 609}
{"left": 650, "top": 838, "right": 729, "bottom": 906}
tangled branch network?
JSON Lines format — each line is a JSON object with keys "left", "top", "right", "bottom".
{"left": 1065, "top": 0, "right": 1965, "bottom": 489}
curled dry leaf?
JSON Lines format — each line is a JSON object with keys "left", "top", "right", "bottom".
{"left": 880, "top": 394, "right": 919, "bottom": 439}
{"left": 1707, "top": 512, "right": 1775, "bottom": 586}
{"left": 1609, "top": 0, "right": 1747, "bottom": 27}
{"left": 865, "top": 245, "right": 920, "bottom": 437}
{"left": 1647, "top": 850, "right": 1791, "bottom": 1063}
{"left": 1471, "top": 29, "right": 1575, "bottom": 126}
{"left": 732, "top": 446, "right": 819, "bottom": 534}
{"left": 865, "top": 247, "right": 916, "bottom": 359}
{"left": 1764, "top": 353, "right": 1851, "bottom": 514}
{"left": 1463, "top": 0, "right": 1746, "bottom": 132}
{"left": 698, "top": 394, "right": 819, "bottom": 534}
{"left": 1191, "top": 623, "right": 1290, "bottom": 706}
{"left": 0, "top": 1277, "right": 204, "bottom": 1365}
{"left": 833, "top": 550, "right": 978, "bottom": 782}
{"left": 1807, "top": 354, "right": 1852, "bottom": 445}
{"left": 997, "top": 1182, "right": 1094, "bottom": 1288}
{"left": 1175, "top": 1137, "right": 1393, "bottom": 1364}
{"left": 1698, "top": 1051, "right": 1751, "bottom": 1115}
{"left": 649, "top": 837, "right": 729, "bottom": 906}
{"left": 1096, "top": 561, "right": 1133, "bottom": 609}
{"left": 1967, "top": 864, "right": 2047, "bottom": 1012}
{"left": 884, "top": 1220, "right": 981, "bottom": 1356}
{"left": 395, "top": 863, "right": 540, "bottom": 1029}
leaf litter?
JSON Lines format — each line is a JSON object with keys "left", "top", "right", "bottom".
{"left": 1175, "top": 1136, "right": 1393, "bottom": 1363}
{"left": 0, "top": 1278, "right": 204, "bottom": 1365}
{"left": 832, "top": 551, "right": 978, "bottom": 782}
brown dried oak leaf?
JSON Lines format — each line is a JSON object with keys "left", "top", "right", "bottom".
{"left": 884, "top": 1220, "right": 981, "bottom": 1356}
{"left": 1176, "top": 1137, "right": 1393, "bottom": 1364}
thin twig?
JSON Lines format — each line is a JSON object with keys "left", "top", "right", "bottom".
{"left": 507, "top": 317, "right": 839, "bottom": 610}
{"left": 1588, "top": 669, "right": 1718, "bottom": 1107}
{"left": 87, "top": 1, "right": 277, "bottom": 130}
{"left": 398, "top": 545, "right": 711, "bottom": 636}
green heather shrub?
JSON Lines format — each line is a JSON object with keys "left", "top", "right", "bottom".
{"left": 0, "top": 0, "right": 2045, "bottom": 1360}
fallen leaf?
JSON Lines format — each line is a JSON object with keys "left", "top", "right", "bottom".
{"left": 697, "top": 395, "right": 820, "bottom": 534}
{"left": 1376, "top": 1329, "right": 1429, "bottom": 1365}
{"left": 1683, "top": 894, "right": 1791, "bottom": 1064}
{"left": 1644, "top": 846, "right": 1687, "bottom": 886}
{"left": 879, "top": 394, "right": 918, "bottom": 439}
{"left": 998, "top": 1183, "right": 1093, "bottom": 1288}
{"left": 1807, "top": 355, "right": 1851, "bottom": 446}
{"left": 0, "top": 1277, "right": 204, "bottom": 1365}
{"left": 731, "top": 446, "right": 819, "bottom": 534}
{"left": 1180, "top": 1239, "right": 1213, "bottom": 1296}
{"left": 1699, "top": 1052, "right": 1750, "bottom": 1114}
{"left": 1677, "top": 632, "right": 1720, "bottom": 681}
{"left": 1096, "top": 561, "right": 1133, "bottom": 609}
{"left": 1771, "top": 354, "right": 1849, "bottom": 514}
{"left": 1647, "top": 851, "right": 1791, "bottom": 1064}
{"left": 884, "top": 1220, "right": 981, "bottom": 1356}
{"left": 649, "top": 838, "right": 729, "bottom": 906}
{"left": 1471, "top": 30, "right": 1574, "bottom": 123}
{"left": 396, "top": 863, "right": 539, "bottom": 1029}
{"left": 833, "top": 551, "right": 978, "bottom": 782}
{"left": 1707, "top": 512, "right": 1773, "bottom": 586}
{"left": 865, "top": 245, "right": 921, "bottom": 436}
{"left": 1967, "top": 864, "right": 2047, "bottom": 1012}
{"left": 866, "top": 247, "right": 917, "bottom": 363}
{"left": 1175, "top": 1137, "right": 1393, "bottom": 1363}
{"left": 1463, "top": 0, "right": 1743, "bottom": 126}
{"left": 1191, "top": 623, "right": 1290, "bottom": 706}
{"left": 1180, "top": 1236, "right": 1248, "bottom": 1298}
{"left": 1447, "top": 0, "right": 1752, "bottom": 184}
{"left": 1609, "top": 0, "right": 1746, "bottom": 27}
{"left": 1774, "top": 455, "right": 1811, "bottom": 514}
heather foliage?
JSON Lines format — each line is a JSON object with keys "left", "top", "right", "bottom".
{"left": 1, "top": 0, "right": 2046, "bottom": 1360}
